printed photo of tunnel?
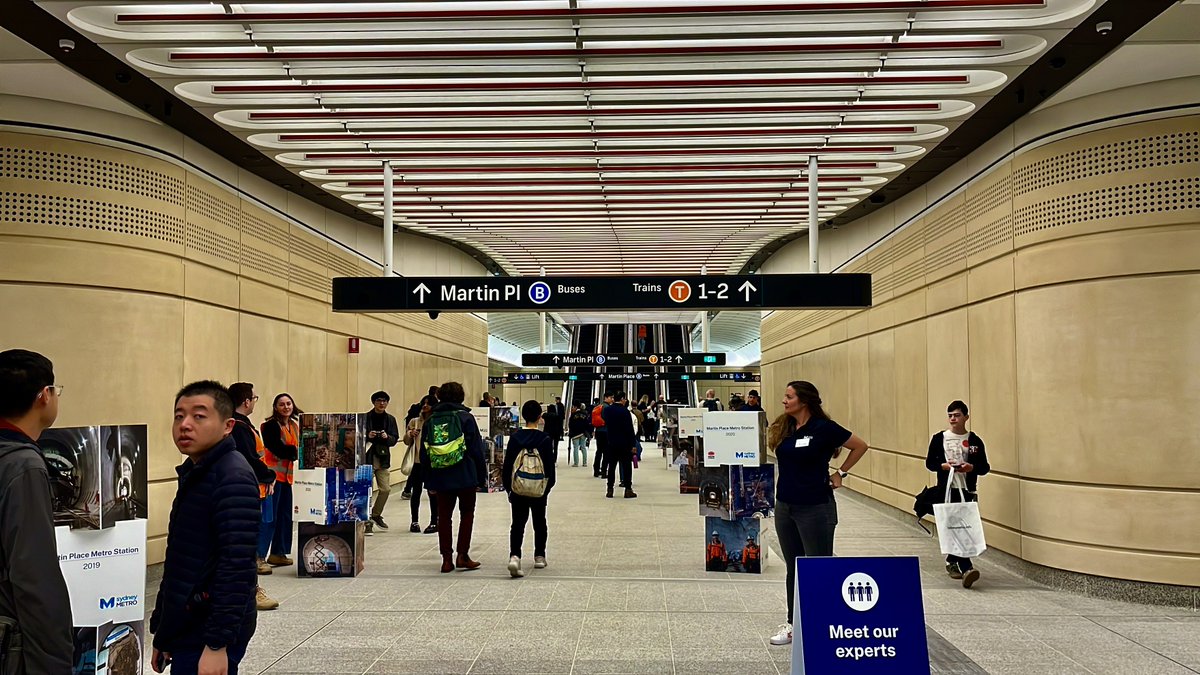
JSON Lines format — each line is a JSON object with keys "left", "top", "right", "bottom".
{"left": 39, "top": 426, "right": 103, "bottom": 529}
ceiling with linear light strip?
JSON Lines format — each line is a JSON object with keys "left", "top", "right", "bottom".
{"left": 32, "top": 0, "right": 1105, "bottom": 277}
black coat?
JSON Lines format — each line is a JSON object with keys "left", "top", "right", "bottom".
{"left": 542, "top": 411, "right": 563, "bottom": 440}
{"left": 503, "top": 428, "right": 557, "bottom": 503}
{"left": 0, "top": 429, "right": 72, "bottom": 673}
{"left": 567, "top": 411, "right": 591, "bottom": 438}
{"left": 926, "top": 431, "right": 990, "bottom": 493}
{"left": 363, "top": 410, "right": 400, "bottom": 469}
{"left": 419, "top": 402, "right": 487, "bottom": 493}
{"left": 601, "top": 404, "right": 637, "bottom": 456}
{"left": 150, "top": 436, "right": 259, "bottom": 652}
{"left": 231, "top": 412, "right": 276, "bottom": 488}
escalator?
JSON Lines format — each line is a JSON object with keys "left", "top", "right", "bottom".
{"left": 633, "top": 322, "right": 657, "bottom": 403}
{"left": 566, "top": 324, "right": 599, "bottom": 408}
{"left": 661, "top": 324, "right": 694, "bottom": 405}
{"left": 603, "top": 323, "right": 628, "bottom": 398}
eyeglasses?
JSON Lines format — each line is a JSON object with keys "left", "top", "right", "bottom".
{"left": 46, "top": 384, "right": 64, "bottom": 397}
{"left": 251, "top": 395, "right": 261, "bottom": 402}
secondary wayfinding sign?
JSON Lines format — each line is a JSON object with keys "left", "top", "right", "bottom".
{"left": 522, "top": 352, "right": 726, "bottom": 367}
{"left": 792, "top": 557, "right": 930, "bottom": 675}
{"left": 506, "top": 372, "right": 759, "bottom": 382}
{"left": 333, "top": 274, "right": 871, "bottom": 313}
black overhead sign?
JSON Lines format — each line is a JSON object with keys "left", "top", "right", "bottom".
{"left": 522, "top": 353, "right": 726, "bottom": 367}
{"left": 332, "top": 274, "right": 871, "bottom": 313}
{"left": 505, "top": 372, "right": 760, "bottom": 383}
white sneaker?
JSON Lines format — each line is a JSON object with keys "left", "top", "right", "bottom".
{"left": 508, "top": 555, "right": 524, "bottom": 578}
{"left": 534, "top": 556, "right": 547, "bottom": 569}
{"left": 769, "top": 623, "right": 792, "bottom": 646}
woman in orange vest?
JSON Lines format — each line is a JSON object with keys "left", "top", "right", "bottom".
{"left": 259, "top": 393, "right": 300, "bottom": 567}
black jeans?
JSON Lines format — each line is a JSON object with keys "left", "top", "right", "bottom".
{"left": 593, "top": 432, "right": 607, "bottom": 475}
{"left": 509, "top": 498, "right": 548, "bottom": 558}
{"left": 605, "top": 447, "right": 632, "bottom": 489}
{"left": 946, "top": 489, "right": 976, "bottom": 571}
{"left": 776, "top": 499, "right": 838, "bottom": 623}
{"left": 408, "top": 464, "right": 437, "bottom": 525}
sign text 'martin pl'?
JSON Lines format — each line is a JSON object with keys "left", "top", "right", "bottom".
{"left": 333, "top": 274, "right": 871, "bottom": 313}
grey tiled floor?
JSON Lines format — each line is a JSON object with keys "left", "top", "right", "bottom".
{"left": 150, "top": 444, "right": 1199, "bottom": 674}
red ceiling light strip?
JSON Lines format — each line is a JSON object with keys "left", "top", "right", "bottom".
{"left": 321, "top": 162, "right": 880, "bottom": 174}
{"left": 335, "top": 176, "right": 867, "bottom": 188}
{"left": 342, "top": 185, "right": 858, "bottom": 195}
{"left": 215, "top": 75, "right": 967, "bottom": 94}
{"left": 173, "top": 41, "right": 1000, "bottom": 62}
{"left": 118, "top": 1, "right": 1046, "bottom": 23}
{"left": 249, "top": 102, "right": 940, "bottom": 120}
{"left": 302, "top": 146, "right": 897, "bottom": 160}
{"left": 349, "top": 196, "right": 843, "bottom": 206}
{"left": 278, "top": 126, "right": 918, "bottom": 142}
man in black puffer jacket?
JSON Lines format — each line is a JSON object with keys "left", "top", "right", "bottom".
{"left": 151, "top": 381, "right": 260, "bottom": 675}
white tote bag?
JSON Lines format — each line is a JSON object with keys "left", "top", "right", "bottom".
{"left": 933, "top": 481, "right": 987, "bottom": 558}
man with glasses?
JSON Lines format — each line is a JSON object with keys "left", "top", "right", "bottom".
{"left": 228, "top": 382, "right": 280, "bottom": 609}
{"left": 0, "top": 349, "right": 73, "bottom": 672}
{"left": 365, "top": 391, "right": 400, "bottom": 531}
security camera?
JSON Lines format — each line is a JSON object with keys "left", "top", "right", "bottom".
{"left": 1096, "top": 21, "right": 1113, "bottom": 35}
{"left": 58, "top": 39, "right": 75, "bottom": 52}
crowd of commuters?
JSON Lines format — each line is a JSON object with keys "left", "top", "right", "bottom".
{"left": 0, "top": 346, "right": 996, "bottom": 670}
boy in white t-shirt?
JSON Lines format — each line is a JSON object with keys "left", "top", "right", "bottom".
{"left": 925, "top": 400, "right": 990, "bottom": 588}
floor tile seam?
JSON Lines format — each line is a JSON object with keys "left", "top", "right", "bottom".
{"left": 259, "top": 609, "right": 347, "bottom": 674}
{"left": 1080, "top": 615, "right": 1200, "bottom": 673}
{"left": 568, "top": 585, "right": 593, "bottom": 675}
{"left": 340, "top": 572, "right": 787, "bottom": 585}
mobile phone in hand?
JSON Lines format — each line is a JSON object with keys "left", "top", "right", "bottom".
{"left": 152, "top": 651, "right": 171, "bottom": 672}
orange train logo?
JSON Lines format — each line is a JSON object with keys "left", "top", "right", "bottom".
{"left": 668, "top": 280, "right": 691, "bottom": 303}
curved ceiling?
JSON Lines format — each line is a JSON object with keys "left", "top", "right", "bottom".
{"left": 43, "top": 0, "right": 1103, "bottom": 276}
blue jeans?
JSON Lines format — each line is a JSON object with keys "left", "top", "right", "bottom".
{"left": 169, "top": 639, "right": 249, "bottom": 675}
{"left": 258, "top": 482, "right": 293, "bottom": 559}
{"left": 570, "top": 436, "right": 588, "bottom": 466}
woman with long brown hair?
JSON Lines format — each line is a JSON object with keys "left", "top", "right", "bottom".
{"left": 766, "top": 381, "right": 868, "bottom": 647}
{"left": 258, "top": 393, "right": 301, "bottom": 569}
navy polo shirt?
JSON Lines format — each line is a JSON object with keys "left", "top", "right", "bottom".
{"left": 776, "top": 418, "right": 852, "bottom": 506}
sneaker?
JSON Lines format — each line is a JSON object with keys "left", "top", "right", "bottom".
{"left": 962, "top": 569, "right": 980, "bottom": 589}
{"left": 255, "top": 587, "right": 279, "bottom": 611}
{"left": 423, "top": 523, "right": 438, "bottom": 534}
{"left": 508, "top": 556, "right": 524, "bottom": 578}
{"left": 400, "top": 489, "right": 412, "bottom": 500}
{"left": 769, "top": 623, "right": 793, "bottom": 646}
{"left": 534, "top": 556, "right": 547, "bottom": 569}
{"left": 409, "top": 522, "right": 421, "bottom": 533}
{"left": 364, "top": 521, "right": 374, "bottom": 536}
{"left": 623, "top": 488, "right": 638, "bottom": 499}
{"left": 256, "top": 558, "right": 272, "bottom": 575}
{"left": 946, "top": 563, "right": 963, "bottom": 580}
{"left": 266, "top": 554, "right": 294, "bottom": 567}
{"left": 371, "top": 515, "right": 389, "bottom": 530}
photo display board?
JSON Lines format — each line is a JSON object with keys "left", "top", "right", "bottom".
{"left": 702, "top": 411, "right": 768, "bottom": 466}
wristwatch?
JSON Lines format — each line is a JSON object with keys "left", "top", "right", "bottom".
{"left": 837, "top": 470, "right": 849, "bottom": 479}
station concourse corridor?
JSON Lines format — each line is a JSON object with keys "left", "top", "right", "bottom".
{"left": 147, "top": 443, "right": 1198, "bottom": 675}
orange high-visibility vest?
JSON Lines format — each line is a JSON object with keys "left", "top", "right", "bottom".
{"left": 744, "top": 543, "right": 760, "bottom": 562}
{"left": 263, "top": 418, "right": 298, "bottom": 485}
{"left": 707, "top": 541, "right": 726, "bottom": 561}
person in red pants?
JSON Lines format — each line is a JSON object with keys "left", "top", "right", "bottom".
{"left": 419, "top": 382, "right": 487, "bottom": 573}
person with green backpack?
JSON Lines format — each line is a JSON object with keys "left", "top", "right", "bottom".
{"left": 502, "top": 400, "right": 558, "bottom": 578}
{"left": 419, "top": 382, "right": 487, "bottom": 573}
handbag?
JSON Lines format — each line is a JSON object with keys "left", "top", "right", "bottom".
{"left": 399, "top": 441, "right": 416, "bottom": 476}
{"left": 933, "top": 480, "right": 987, "bottom": 558}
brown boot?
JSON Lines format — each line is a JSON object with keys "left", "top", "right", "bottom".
{"left": 624, "top": 488, "right": 638, "bottom": 499}
{"left": 440, "top": 554, "right": 455, "bottom": 574}
{"left": 456, "top": 554, "right": 481, "bottom": 570}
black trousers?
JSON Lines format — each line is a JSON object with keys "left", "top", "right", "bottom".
{"left": 776, "top": 499, "right": 838, "bottom": 623}
{"left": 408, "top": 464, "right": 437, "bottom": 525}
{"left": 509, "top": 498, "right": 548, "bottom": 558}
{"left": 592, "top": 432, "right": 607, "bottom": 475}
{"left": 605, "top": 447, "right": 632, "bottom": 489}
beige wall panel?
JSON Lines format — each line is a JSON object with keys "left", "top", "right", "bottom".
{"left": 894, "top": 320, "right": 929, "bottom": 457}
{"left": 357, "top": 315, "right": 386, "bottom": 343}
{"left": 924, "top": 309, "right": 969, "bottom": 435}
{"left": 977, "top": 472, "right": 1021, "bottom": 532}
{"left": 982, "top": 523, "right": 1021, "bottom": 557}
{"left": 926, "top": 273, "right": 967, "bottom": 317}
{"left": 182, "top": 301, "right": 240, "bottom": 384}
{"left": 237, "top": 313, "right": 289, "bottom": 403}
{"left": 355, "top": 341, "right": 385, "bottom": 406}
{"left": 238, "top": 277, "right": 289, "bottom": 318}
{"left": 967, "top": 295, "right": 1018, "bottom": 474}
{"left": 866, "top": 301, "right": 896, "bottom": 335}
{"left": 327, "top": 307, "right": 358, "bottom": 338}
{"left": 871, "top": 449, "right": 898, "bottom": 490}
{"left": 824, "top": 342, "right": 851, "bottom": 424}
{"left": 325, "top": 333, "right": 350, "bottom": 412}
{"left": 146, "top": 538, "right": 167, "bottom": 568}
{"left": 867, "top": 331, "right": 898, "bottom": 451}
{"left": 146, "top": 479, "right": 175, "bottom": 551}
{"left": 288, "top": 293, "right": 329, "bottom": 333}
{"left": 871, "top": 481, "right": 911, "bottom": 514}
{"left": 966, "top": 254, "right": 1015, "bottom": 304}
{"left": 892, "top": 290, "right": 927, "bottom": 331}
{"left": 382, "top": 345, "right": 407, "bottom": 405}
{"left": 286, "top": 324, "right": 328, "bottom": 408}
{"left": 846, "top": 310, "right": 871, "bottom": 340}
{"left": 183, "top": 260, "right": 239, "bottom": 308}
{"left": 1015, "top": 226, "right": 1200, "bottom": 291}
{"left": 895, "top": 454, "right": 929, "bottom": 498}
{"left": 1021, "top": 536, "right": 1200, "bottom": 587}
{"left": 1015, "top": 275, "right": 1200, "bottom": 487}
{"left": 1021, "top": 481, "right": 1200, "bottom": 556}
{"left": 846, "top": 337, "right": 871, "bottom": 442}
{"left": 850, "top": 448, "right": 874, "bottom": 483}
{"left": 0, "top": 237, "right": 183, "bottom": 297}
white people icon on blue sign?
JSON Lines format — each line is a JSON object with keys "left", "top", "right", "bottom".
{"left": 842, "top": 572, "right": 879, "bottom": 612}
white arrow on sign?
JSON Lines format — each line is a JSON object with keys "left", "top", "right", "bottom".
{"left": 413, "top": 283, "right": 431, "bottom": 303}
{"left": 738, "top": 280, "right": 757, "bottom": 302}
{"left": 552, "top": 355, "right": 560, "bottom": 364}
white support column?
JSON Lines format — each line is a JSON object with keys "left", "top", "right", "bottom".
{"left": 383, "top": 162, "right": 394, "bottom": 276}
{"left": 540, "top": 312, "right": 547, "bottom": 353}
{"left": 808, "top": 155, "right": 819, "bottom": 274}
{"left": 702, "top": 312, "right": 711, "bottom": 374}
